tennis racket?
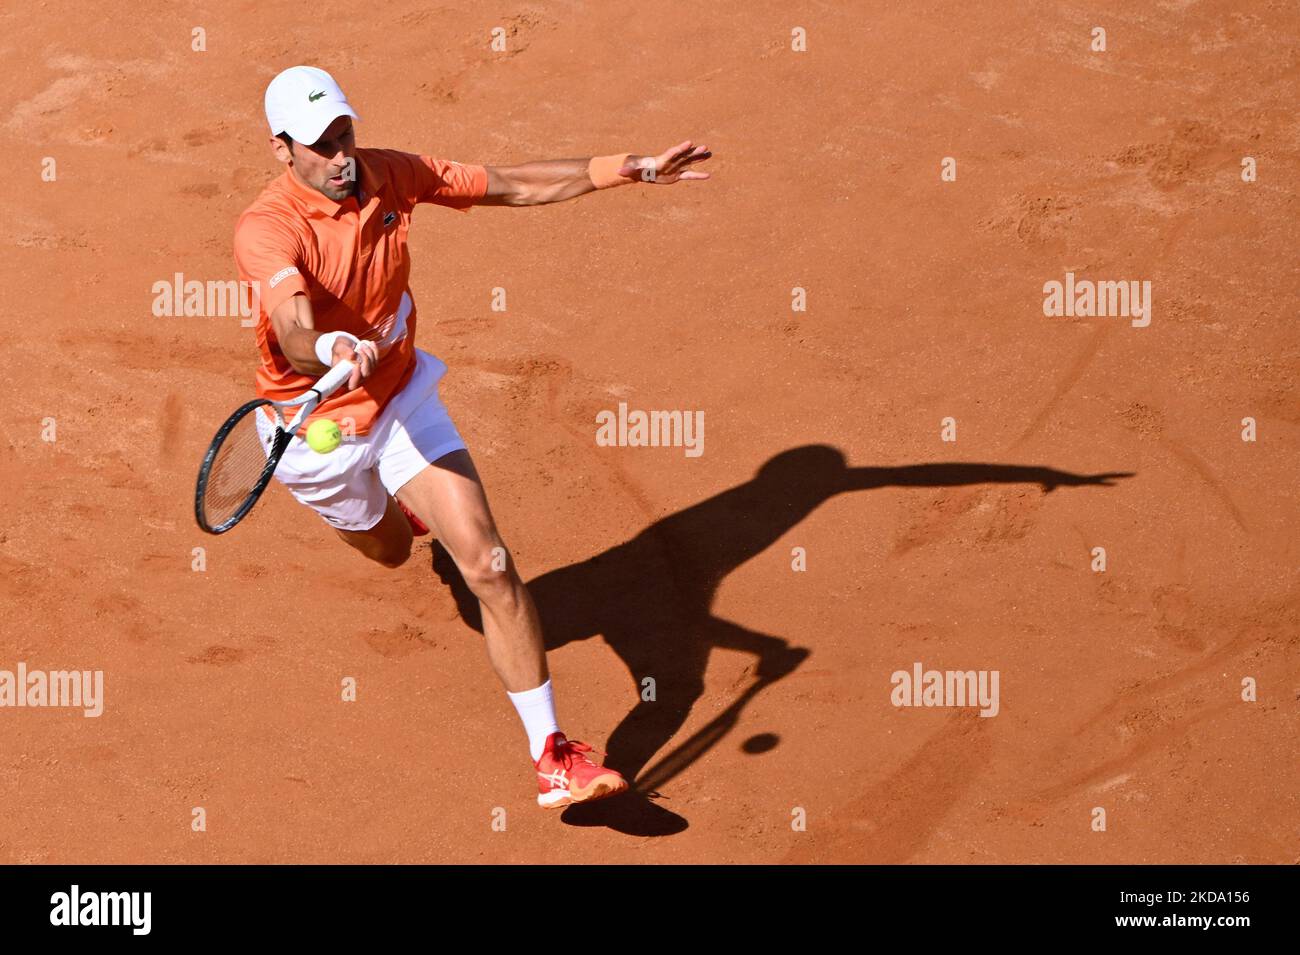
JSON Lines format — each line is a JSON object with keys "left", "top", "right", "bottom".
{"left": 194, "top": 360, "right": 355, "bottom": 534}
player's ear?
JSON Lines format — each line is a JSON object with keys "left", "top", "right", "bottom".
{"left": 270, "top": 133, "right": 293, "bottom": 165}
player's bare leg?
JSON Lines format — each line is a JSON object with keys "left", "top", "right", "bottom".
{"left": 333, "top": 496, "right": 414, "bottom": 569}
{"left": 394, "top": 450, "right": 624, "bottom": 805}
{"left": 394, "top": 449, "right": 547, "bottom": 692}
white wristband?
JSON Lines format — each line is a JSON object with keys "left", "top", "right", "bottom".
{"left": 314, "top": 330, "right": 360, "bottom": 367}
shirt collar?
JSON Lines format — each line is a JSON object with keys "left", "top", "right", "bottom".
{"left": 281, "top": 149, "right": 389, "bottom": 218}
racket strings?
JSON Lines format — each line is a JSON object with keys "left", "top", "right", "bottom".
{"left": 202, "top": 410, "right": 277, "bottom": 526}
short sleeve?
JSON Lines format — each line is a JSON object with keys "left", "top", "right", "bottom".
{"left": 233, "top": 212, "right": 310, "bottom": 318}
{"left": 405, "top": 154, "right": 489, "bottom": 212}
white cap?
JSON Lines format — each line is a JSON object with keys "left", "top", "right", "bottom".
{"left": 264, "top": 65, "right": 359, "bottom": 145}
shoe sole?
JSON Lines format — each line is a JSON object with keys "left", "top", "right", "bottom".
{"left": 537, "top": 774, "right": 629, "bottom": 809}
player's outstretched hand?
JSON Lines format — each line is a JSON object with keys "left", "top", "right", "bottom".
{"left": 619, "top": 140, "right": 713, "bottom": 184}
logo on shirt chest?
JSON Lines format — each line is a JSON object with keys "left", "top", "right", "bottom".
{"left": 383, "top": 211, "right": 397, "bottom": 228}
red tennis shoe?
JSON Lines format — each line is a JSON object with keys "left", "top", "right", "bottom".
{"left": 397, "top": 499, "right": 430, "bottom": 536}
{"left": 535, "top": 732, "right": 629, "bottom": 809}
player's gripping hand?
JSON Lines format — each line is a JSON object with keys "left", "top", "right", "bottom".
{"left": 314, "top": 330, "right": 378, "bottom": 391}
{"left": 333, "top": 337, "right": 379, "bottom": 391}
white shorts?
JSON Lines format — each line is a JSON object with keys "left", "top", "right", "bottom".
{"left": 257, "top": 349, "right": 467, "bottom": 531}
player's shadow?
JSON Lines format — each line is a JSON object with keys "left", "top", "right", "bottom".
{"left": 431, "top": 446, "right": 1132, "bottom": 836}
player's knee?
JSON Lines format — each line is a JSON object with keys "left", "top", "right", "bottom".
{"left": 374, "top": 546, "right": 411, "bottom": 569}
{"left": 456, "top": 544, "right": 518, "bottom": 601}
{"left": 337, "top": 513, "right": 413, "bottom": 569}
{"left": 369, "top": 534, "right": 413, "bottom": 569}
{"left": 374, "top": 548, "right": 408, "bottom": 571}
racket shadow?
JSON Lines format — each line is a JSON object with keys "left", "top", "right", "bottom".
{"left": 430, "top": 446, "right": 1133, "bottom": 836}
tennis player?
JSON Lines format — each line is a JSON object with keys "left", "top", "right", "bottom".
{"left": 234, "top": 65, "right": 711, "bottom": 809}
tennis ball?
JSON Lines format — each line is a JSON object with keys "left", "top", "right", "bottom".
{"left": 306, "top": 418, "right": 343, "bottom": 454}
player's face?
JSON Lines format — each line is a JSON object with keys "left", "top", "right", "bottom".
{"left": 286, "top": 116, "right": 358, "bottom": 201}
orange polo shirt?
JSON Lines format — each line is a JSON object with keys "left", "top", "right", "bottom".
{"left": 233, "top": 148, "right": 488, "bottom": 434}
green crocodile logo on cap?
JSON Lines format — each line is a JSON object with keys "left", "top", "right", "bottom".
{"left": 308, "top": 90, "right": 327, "bottom": 102}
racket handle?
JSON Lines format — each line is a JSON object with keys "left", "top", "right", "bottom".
{"left": 314, "top": 360, "right": 356, "bottom": 399}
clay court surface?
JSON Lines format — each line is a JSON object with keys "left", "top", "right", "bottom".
{"left": 2, "top": 2, "right": 1297, "bottom": 863}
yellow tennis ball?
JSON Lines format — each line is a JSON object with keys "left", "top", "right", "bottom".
{"left": 305, "top": 418, "right": 342, "bottom": 454}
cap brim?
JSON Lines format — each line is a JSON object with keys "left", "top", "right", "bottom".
{"left": 284, "top": 104, "right": 359, "bottom": 146}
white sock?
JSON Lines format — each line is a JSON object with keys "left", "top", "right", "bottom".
{"left": 507, "top": 679, "right": 561, "bottom": 762}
